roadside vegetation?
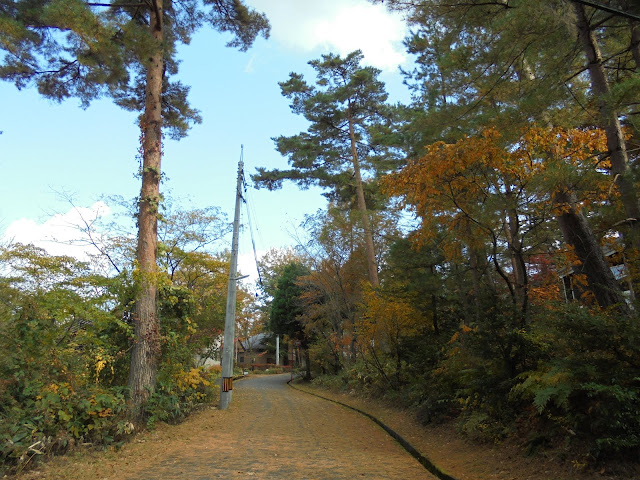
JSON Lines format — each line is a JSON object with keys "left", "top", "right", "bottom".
{"left": 259, "top": 1, "right": 640, "bottom": 472}
{"left": 2, "top": 0, "right": 640, "bottom": 476}
{"left": 0, "top": 201, "right": 258, "bottom": 475}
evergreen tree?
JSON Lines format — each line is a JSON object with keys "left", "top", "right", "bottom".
{"left": 570, "top": 1, "right": 640, "bottom": 248}
{"left": 0, "top": 0, "right": 270, "bottom": 418}
{"left": 270, "top": 262, "right": 311, "bottom": 380}
{"left": 376, "top": 0, "right": 639, "bottom": 312}
{"left": 253, "top": 50, "right": 394, "bottom": 287}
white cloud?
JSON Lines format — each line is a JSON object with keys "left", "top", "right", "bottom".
{"left": 2, "top": 202, "right": 112, "bottom": 262}
{"left": 248, "top": 0, "right": 408, "bottom": 71}
{"left": 2, "top": 205, "right": 265, "bottom": 283}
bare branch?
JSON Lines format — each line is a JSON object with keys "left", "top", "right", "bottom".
{"left": 571, "top": 0, "right": 640, "bottom": 22}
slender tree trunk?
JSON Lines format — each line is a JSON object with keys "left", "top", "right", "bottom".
{"left": 347, "top": 105, "right": 379, "bottom": 287}
{"left": 303, "top": 345, "right": 312, "bottom": 381}
{"left": 630, "top": 19, "right": 640, "bottom": 69}
{"left": 464, "top": 219, "right": 487, "bottom": 324}
{"left": 430, "top": 265, "right": 439, "bottom": 335}
{"left": 467, "top": 246, "right": 482, "bottom": 324}
{"left": 573, "top": 2, "right": 640, "bottom": 246}
{"left": 129, "top": 0, "right": 164, "bottom": 420}
{"left": 554, "top": 190, "right": 630, "bottom": 316}
{"left": 504, "top": 189, "right": 528, "bottom": 317}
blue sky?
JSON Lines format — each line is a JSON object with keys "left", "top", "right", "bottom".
{"left": 0, "top": 0, "right": 411, "bottom": 280}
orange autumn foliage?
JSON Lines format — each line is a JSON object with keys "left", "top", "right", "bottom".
{"left": 383, "top": 128, "right": 514, "bottom": 255}
{"left": 383, "top": 126, "right": 611, "bottom": 254}
{"left": 383, "top": 126, "right": 613, "bottom": 300}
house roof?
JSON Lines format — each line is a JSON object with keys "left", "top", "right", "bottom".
{"left": 239, "top": 332, "right": 270, "bottom": 351}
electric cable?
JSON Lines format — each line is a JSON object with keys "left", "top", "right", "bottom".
{"left": 240, "top": 155, "right": 264, "bottom": 288}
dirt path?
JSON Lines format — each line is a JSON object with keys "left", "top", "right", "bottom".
{"left": 23, "top": 374, "right": 435, "bottom": 480}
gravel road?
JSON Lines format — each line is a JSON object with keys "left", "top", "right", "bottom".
{"left": 119, "top": 373, "right": 435, "bottom": 479}
{"left": 24, "top": 373, "right": 637, "bottom": 480}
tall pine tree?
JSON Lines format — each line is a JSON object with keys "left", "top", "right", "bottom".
{"left": 0, "top": 0, "right": 270, "bottom": 418}
{"left": 253, "top": 50, "right": 393, "bottom": 287}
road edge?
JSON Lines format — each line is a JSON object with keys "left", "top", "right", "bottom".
{"left": 287, "top": 379, "right": 459, "bottom": 480}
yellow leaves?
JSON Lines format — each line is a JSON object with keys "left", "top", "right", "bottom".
{"left": 86, "top": 395, "right": 115, "bottom": 418}
{"left": 529, "top": 283, "right": 561, "bottom": 306}
{"left": 186, "top": 317, "right": 197, "bottom": 335}
{"left": 383, "top": 127, "right": 520, "bottom": 257}
{"left": 357, "top": 285, "right": 423, "bottom": 353}
{"left": 449, "top": 325, "right": 475, "bottom": 346}
{"left": 94, "top": 350, "right": 115, "bottom": 383}
{"left": 41, "top": 382, "right": 74, "bottom": 401}
{"left": 174, "top": 367, "right": 210, "bottom": 393}
{"left": 95, "top": 357, "right": 107, "bottom": 383}
{"left": 45, "top": 383, "right": 60, "bottom": 394}
{"left": 97, "top": 407, "right": 113, "bottom": 418}
{"left": 522, "top": 126, "right": 609, "bottom": 176}
{"left": 132, "top": 260, "right": 171, "bottom": 289}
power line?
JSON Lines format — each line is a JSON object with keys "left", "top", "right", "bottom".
{"left": 241, "top": 157, "right": 264, "bottom": 287}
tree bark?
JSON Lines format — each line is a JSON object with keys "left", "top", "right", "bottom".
{"left": 128, "top": 0, "right": 164, "bottom": 420}
{"left": 303, "top": 346, "right": 312, "bottom": 381}
{"left": 554, "top": 190, "right": 630, "bottom": 316}
{"left": 347, "top": 104, "right": 379, "bottom": 287}
{"left": 572, "top": 2, "right": 640, "bottom": 247}
{"left": 518, "top": 20, "right": 630, "bottom": 314}
{"left": 430, "top": 265, "right": 439, "bottom": 335}
{"left": 630, "top": 18, "right": 640, "bottom": 69}
{"left": 504, "top": 189, "right": 528, "bottom": 317}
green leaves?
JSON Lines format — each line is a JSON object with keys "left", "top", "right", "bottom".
{"left": 253, "top": 49, "right": 395, "bottom": 208}
{"left": 270, "top": 262, "right": 309, "bottom": 339}
{"left": 508, "top": 303, "right": 640, "bottom": 457}
{"left": 511, "top": 367, "right": 573, "bottom": 414}
{"left": 204, "top": 0, "right": 270, "bottom": 52}
{"left": 0, "top": 0, "right": 269, "bottom": 124}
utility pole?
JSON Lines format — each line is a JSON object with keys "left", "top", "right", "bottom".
{"left": 220, "top": 150, "right": 244, "bottom": 410}
{"left": 276, "top": 334, "right": 280, "bottom": 366}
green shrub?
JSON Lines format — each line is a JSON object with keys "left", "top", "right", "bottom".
{"left": 0, "top": 380, "right": 131, "bottom": 475}
{"left": 511, "top": 304, "right": 640, "bottom": 459}
{"left": 145, "top": 366, "right": 219, "bottom": 427}
{"left": 0, "top": 246, "right": 134, "bottom": 474}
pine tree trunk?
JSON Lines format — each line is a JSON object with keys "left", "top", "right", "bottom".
{"left": 573, "top": 2, "right": 640, "bottom": 245}
{"left": 347, "top": 105, "right": 379, "bottom": 287}
{"left": 128, "top": 0, "right": 164, "bottom": 421}
{"left": 554, "top": 190, "right": 630, "bottom": 316}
